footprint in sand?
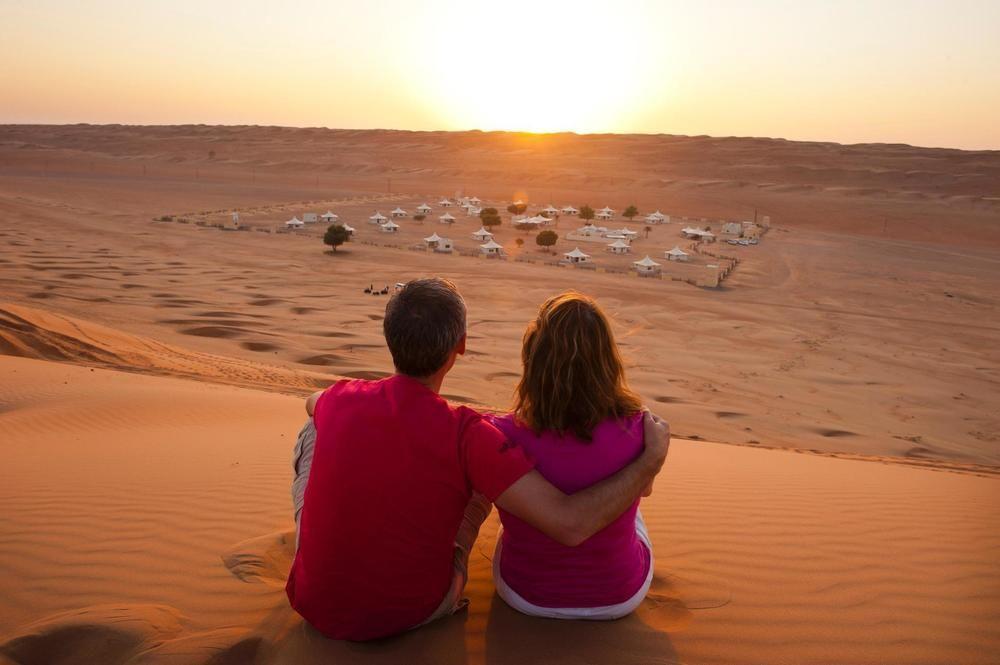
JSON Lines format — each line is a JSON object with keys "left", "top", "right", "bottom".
{"left": 0, "top": 605, "right": 263, "bottom": 665}
{"left": 485, "top": 371, "right": 519, "bottom": 382}
{"left": 635, "top": 571, "right": 732, "bottom": 632}
{"left": 221, "top": 530, "right": 295, "bottom": 589}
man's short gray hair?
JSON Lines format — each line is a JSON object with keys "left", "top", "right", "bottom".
{"left": 383, "top": 278, "right": 467, "bottom": 377}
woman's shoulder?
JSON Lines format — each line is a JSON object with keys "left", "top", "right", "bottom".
{"left": 591, "top": 411, "right": 645, "bottom": 445}
{"left": 484, "top": 412, "right": 520, "bottom": 435}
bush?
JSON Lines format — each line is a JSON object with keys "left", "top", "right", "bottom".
{"left": 536, "top": 230, "right": 558, "bottom": 251}
{"left": 324, "top": 225, "right": 350, "bottom": 252}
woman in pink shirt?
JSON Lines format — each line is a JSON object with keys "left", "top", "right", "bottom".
{"left": 490, "top": 291, "right": 654, "bottom": 619}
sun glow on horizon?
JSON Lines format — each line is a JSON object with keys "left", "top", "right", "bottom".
{"left": 415, "top": 1, "right": 653, "bottom": 134}
{"left": 1, "top": 1, "right": 998, "bottom": 149}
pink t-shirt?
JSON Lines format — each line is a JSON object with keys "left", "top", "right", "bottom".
{"left": 490, "top": 412, "right": 651, "bottom": 608}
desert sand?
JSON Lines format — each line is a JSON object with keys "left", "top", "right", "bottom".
{"left": 1, "top": 125, "right": 998, "bottom": 664}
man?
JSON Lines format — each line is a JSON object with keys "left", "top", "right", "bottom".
{"left": 287, "top": 278, "right": 670, "bottom": 641}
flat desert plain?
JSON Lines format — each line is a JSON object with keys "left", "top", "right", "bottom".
{"left": 0, "top": 125, "right": 998, "bottom": 664}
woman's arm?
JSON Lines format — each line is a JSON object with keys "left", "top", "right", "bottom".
{"left": 495, "top": 411, "right": 670, "bottom": 546}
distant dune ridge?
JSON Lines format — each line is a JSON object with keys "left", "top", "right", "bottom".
{"left": 2, "top": 124, "right": 999, "bottom": 246}
{"left": 0, "top": 124, "right": 998, "bottom": 664}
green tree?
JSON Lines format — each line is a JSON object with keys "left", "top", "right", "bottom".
{"left": 579, "top": 205, "right": 595, "bottom": 223}
{"left": 515, "top": 238, "right": 525, "bottom": 248}
{"left": 624, "top": 205, "right": 639, "bottom": 222}
{"left": 536, "top": 230, "right": 558, "bottom": 252}
{"left": 507, "top": 203, "right": 527, "bottom": 216}
{"left": 481, "top": 207, "right": 502, "bottom": 230}
{"left": 414, "top": 214, "right": 426, "bottom": 222}
{"left": 323, "top": 224, "right": 350, "bottom": 252}
{"left": 644, "top": 225, "right": 652, "bottom": 239}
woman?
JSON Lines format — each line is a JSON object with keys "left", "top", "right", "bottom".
{"left": 489, "top": 291, "right": 653, "bottom": 620}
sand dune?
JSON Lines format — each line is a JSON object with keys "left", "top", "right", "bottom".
{"left": 1, "top": 357, "right": 997, "bottom": 664}
{"left": 0, "top": 125, "right": 998, "bottom": 663}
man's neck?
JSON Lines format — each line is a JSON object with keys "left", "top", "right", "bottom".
{"left": 398, "top": 371, "right": 445, "bottom": 394}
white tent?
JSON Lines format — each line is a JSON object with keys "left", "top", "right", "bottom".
{"left": 634, "top": 255, "right": 662, "bottom": 275}
{"left": 416, "top": 203, "right": 432, "bottom": 214}
{"left": 469, "top": 196, "right": 482, "bottom": 205}
{"left": 721, "top": 222, "right": 743, "bottom": 236}
{"left": 665, "top": 246, "right": 690, "bottom": 261}
{"left": 423, "top": 232, "right": 448, "bottom": 249}
{"left": 391, "top": 207, "right": 407, "bottom": 218}
{"left": 564, "top": 247, "right": 591, "bottom": 263}
{"left": 370, "top": 212, "right": 388, "bottom": 224}
{"left": 471, "top": 227, "right": 494, "bottom": 241}
{"left": 681, "top": 226, "right": 715, "bottom": 241}
{"left": 439, "top": 212, "right": 456, "bottom": 224}
{"left": 285, "top": 216, "right": 304, "bottom": 228}
{"left": 381, "top": 220, "right": 400, "bottom": 233}
{"left": 515, "top": 216, "right": 546, "bottom": 227}
{"left": 303, "top": 213, "right": 318, "bottom": 223}
{"left": 342, "top": 224, "right": 356, "bottom": 236}
{"left": 513, "top": 199, "right": 524, "bottom": 206}
{"left": 466, "top": 206, "right": 481, "bottom": 216}
{"left": 613, "top": 227, "right": 639, "bottom": 239}
{"left": 561, "top": 205, "right": 579, "bottom": 215}
{"left": 576, "top": 224, "right": 602, "bottom": 236}
{"left": 321, "top": 211, "right": 339, "bottom": 222}
{"left": 542, "top": 205, "right": 560, "bottom": 216}
{"left": 439, "top": 198, "right": 453, "bottom": 207}
{"left": 480, "top": 239, "right": 504, "bottom": 256}
{"left": 645, "top": 211, "right": 665, "bottom": 223}
{"left": 607, "top": 239, "right": 631, "bottom": 254}
{"left": 596, "top": 206, "right": 615, "bottom": 220}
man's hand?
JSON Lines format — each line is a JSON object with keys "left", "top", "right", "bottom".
{"left": 641, "top": 409, "right": 671, "bottom": 474}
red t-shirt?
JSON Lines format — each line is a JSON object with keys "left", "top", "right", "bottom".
{"left": 286, "top": 375, "right": 534, "bottom": 641}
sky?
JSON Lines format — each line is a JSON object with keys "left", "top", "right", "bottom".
{"left": 1, "top": 0, "right": 999, "bottom": 149}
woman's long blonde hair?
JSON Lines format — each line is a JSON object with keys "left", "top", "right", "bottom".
{"left": 513, "top": 292, "right": 642, "bottom": 441}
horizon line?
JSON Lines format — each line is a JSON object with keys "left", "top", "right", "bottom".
{"left": 3, "top": 122, "right": 997, "bottom": 154}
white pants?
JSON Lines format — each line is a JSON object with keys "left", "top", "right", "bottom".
{"left": 492, "top": 511, "right": 654, "bottom": 620}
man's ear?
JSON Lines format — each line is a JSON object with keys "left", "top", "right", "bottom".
{"left": 456, "top": 334, "right": 467, "bottom": 356}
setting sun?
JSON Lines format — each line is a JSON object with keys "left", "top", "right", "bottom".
{"left": 415, "top": 1, "right": 651, "bottom": 133}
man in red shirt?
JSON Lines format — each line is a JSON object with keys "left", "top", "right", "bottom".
{"left": 286, "top": 278, "right": 670, "bottom": 641}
